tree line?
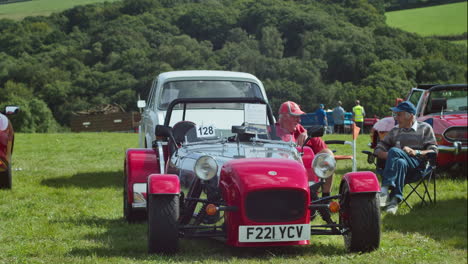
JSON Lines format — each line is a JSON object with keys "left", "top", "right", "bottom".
{"left": 0, "top": 0, "right": 466, "bottom": 132}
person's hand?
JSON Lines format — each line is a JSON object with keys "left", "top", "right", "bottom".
{"left": 297, "top": 132, "right": 307, "bottom": 146}
{"left": 403, "top": 146, "right": 416, "bottom": 156}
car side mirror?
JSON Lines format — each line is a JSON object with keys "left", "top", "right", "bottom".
{"left": 137, "top": 100, "right": 146, "bottom": 109}
{"left": 155, "top": 124, "right": 178, "bottom": 150}
{"left": 155, "top": 125, "right": 173, "bottom": 137}
{"left": 301, "top": 125, "right": 325, "bottom": 150}
{"left": 307, "top": 125, "right": 325, "bottom": 138}
{"left": 231, "top": 125, "right": 246, "bottom": 134}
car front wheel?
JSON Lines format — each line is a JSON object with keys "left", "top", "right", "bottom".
{"left": 147, "top": 194, "right": 180, "bottom": 254}
{"left": 0, "top": 164, "right": 12, "bottom": 189}
{"left": 340, "top": 184, "right": 380, "bottom": 252}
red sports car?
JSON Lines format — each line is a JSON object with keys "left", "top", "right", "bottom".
{"left": 124, "top": 97, "right": 381, "bottom": 254}
{"left": 370, "top": 84, "right": 467, "bottom": 173}
{"left": 0, "top": 106, "right": 19, "bottom": 189}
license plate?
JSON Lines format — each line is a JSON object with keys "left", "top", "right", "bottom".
{"left": 238, "top": 224, "right": 310, "bottom": 242}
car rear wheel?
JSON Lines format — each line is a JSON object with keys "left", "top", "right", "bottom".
{"left": 0, "top": 164, "right": 12, "bottom": 189}
{"left": 340, "top": 184, "right": 380, "bottom": 252}
{"left": 148, "top": 194, "right": 179, "bottom": 254}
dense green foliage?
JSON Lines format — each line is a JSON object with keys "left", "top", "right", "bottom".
{"left": 0, "top": 0, "right": 466, "bottom": 132}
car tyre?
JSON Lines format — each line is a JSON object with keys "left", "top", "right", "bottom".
{"left": 0, "top": 164, "right": 12, "bottom": 189}
{"left": 148, "top": 194, "right": 179, "bottom": 254}
{"left": 340, "top": 184, "right": 380, "bottom": 252}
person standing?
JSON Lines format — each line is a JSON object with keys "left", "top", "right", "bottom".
{"left": 315, "top": 104, "right": 328, "bottom": 133}
{"left": 332, "top": 101, "right": 345, "bottom": 134}
{"left": 352, "top": 100, "right": 365, "bottom": 133}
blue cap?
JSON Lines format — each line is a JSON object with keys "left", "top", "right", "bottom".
{"left": 390, "top": 101, "right": 416, "bottom": 115}
{"left": 320, "top": 104, "right": 324, "bottom": 108}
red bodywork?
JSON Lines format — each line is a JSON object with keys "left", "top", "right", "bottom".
{"left": 125, "top": 148, "right": 160, "bottom": 204}
{"left": 342, "top": 171, "right": 381, "bottom": 193}
{"left": 148, "top": 174, "right": 180, "bottom": 194}
{"left": 418, "top": 114, "right": 468, "bottom": 167}
{"left": 0, "top": 113, "right": 14, "bottom": 172}
{"left": 219, "top": 158, "right": 310, "bottom": 247}
{"left": 126, "top": 144, "right": 380, "bottom": 247}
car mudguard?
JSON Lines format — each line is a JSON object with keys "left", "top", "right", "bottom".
{"left": 148, "top": 174, "right": 180, "bottom": 194}
{"left": 341, "top": 171, "right": 380, "bottom": 193}
{"left": 125, "top": 148, "right": 160, "bottom": 204}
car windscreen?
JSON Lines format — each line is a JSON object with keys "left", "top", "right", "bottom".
{"left": 168, "top": 102, "right": 272, "bottom": 142}
{"left": 158, "top": 80, "right": 264, "bottom": 110}
{"left": 426, "top": 89, "right": 467, "bottom": 114}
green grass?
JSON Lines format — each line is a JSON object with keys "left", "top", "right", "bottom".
{"left": 0, "top": 133, "right": 466, "bottom": 263}
{"left": 451, "top": 39, "right": 467, "bottom": 46}
{"left": 0, "top": 0, "right": 122, "bottom": 20}
{"left": 385, "top": 2, "right": 468, "bottom": 36}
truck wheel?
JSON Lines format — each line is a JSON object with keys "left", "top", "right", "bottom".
{"left": 0, "top": 164, "right": 12, "bottom": 189}
{"left": 148, "top": 194, "right": 179, "bottom": 254}
{"left": 340, "top": 184, "right": 380, "bottom": 252}
{"left": 123, "top": 179, "right": 145, "bottom": 222}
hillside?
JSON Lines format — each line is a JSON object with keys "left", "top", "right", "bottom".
{"left": 385, "top": 2, "right": 467, "bottom": 37}
{"left": 0, "top": 0, "right": 466, "bottom": 132}
{"left": 0, "top": 0, "right": 122, "bottom": 20}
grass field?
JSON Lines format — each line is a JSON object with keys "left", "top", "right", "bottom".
{"left": 0, "top": 0, "right": 121, "bottom": 20}
{"left": 385, "top": 2, "right": 468, "bottom": 37}
{"left": 0, "top": 133, "right": 466, "bottom": 263}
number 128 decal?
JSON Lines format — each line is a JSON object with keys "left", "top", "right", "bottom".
{"left": 196, "top": 124, "right": 216, "bottom": 138}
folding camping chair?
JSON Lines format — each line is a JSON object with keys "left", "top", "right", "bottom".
{"left": 401, "top": 152, "right": 437, "bottom": 209}
{"left": 362, "top": 150, "right": 437, "bottom": 209}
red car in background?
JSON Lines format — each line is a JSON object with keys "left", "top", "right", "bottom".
{"left": 0, "top": 106, "right": 19, "bottom": 189}
{"left": 370, "top": 84, "right": 467, "bottom": 174}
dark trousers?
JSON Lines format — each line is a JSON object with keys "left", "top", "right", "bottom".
{"left": 334, "top": 124, "right": 344, "bottom": 134}
{"left": 382, "top": 148, "right": 422, "bottom": 201}
{"left": 355, "top": 121, "right": 364, "bottom": 133}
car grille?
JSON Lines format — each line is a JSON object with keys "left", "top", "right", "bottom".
{"left": 245, "top": 189, "right": 306, "bottom": 222}
{"left": 443, "top": 126, "right": 467, "bottom": 143}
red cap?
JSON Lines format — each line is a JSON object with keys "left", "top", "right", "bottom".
{"left": 279, "top": 101, "right": 305, "bottom": 116}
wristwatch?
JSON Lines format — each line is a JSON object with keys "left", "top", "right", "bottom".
{"left": 416, "top": 150, "right": 421, "bottom": 157}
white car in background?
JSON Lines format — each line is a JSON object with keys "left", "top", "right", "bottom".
{"left": 138, "top": 70, "right": 270, "bottom": 148}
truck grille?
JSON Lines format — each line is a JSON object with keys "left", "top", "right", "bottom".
{"left": 245, "top": 189, "right": 306, "bottom": 222}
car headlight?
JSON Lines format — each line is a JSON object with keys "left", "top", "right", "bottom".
{"left": 312, "top": 153, "right": 336, "bottom": 179}
{"left": 194, "top": 156, "right": 218, "bottom": 180}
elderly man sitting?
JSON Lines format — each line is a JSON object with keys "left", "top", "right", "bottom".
{"left": 374, "top": 101, "right": 438, "bottom": 214}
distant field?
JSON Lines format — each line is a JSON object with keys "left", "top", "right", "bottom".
{"left": 0, "top": 0, "right": 122, "bottom": 20}
{"left": 386, "top": 2, "right": 468, "bottom": 36}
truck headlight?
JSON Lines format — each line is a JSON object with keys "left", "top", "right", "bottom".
{"left": 194, "top": 156, "right": 218, "bottom": 180}
{"left": 312, "top": 153, "right": 336, "bottom": 179}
